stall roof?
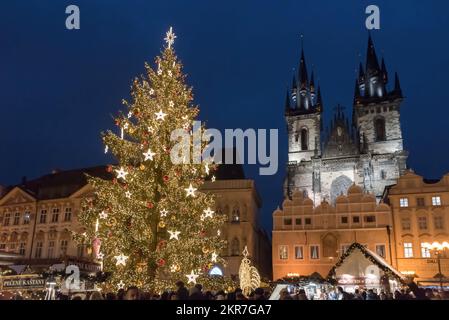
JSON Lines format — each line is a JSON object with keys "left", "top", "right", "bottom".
{"left": 327, "top": 242, "right": 406, "bottom": 283}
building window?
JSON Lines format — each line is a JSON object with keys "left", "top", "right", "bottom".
{"left": 432, "top": 196, "right": 442, "bottom": 206}
{"left": 3, "top": 213, "right": 11, "bottom": 226}
{"left": 0, "top": 243, "right": 6, "bottom": 250}
{"left": 284, "top": 218, "right": 292, "bottom": 226}
{"left": 305, "top": 218, "right": 312, "bottom": 225}
{"left": 364, "top": 215, "right": 376, "bottom": 223}
{"left": 35, "top": 242, "right": 43, "bottom": 258}
{"left": 404, "top": 242, "right": 413, "bottom": 258}
{"left": 400, "top": 198, "right": 409, "bottom": 208}
{"left": 294, "top": 246, "right": 304, "bottom": 259}
{"left": 418, "top": 216, "right": 427, "bottom": 230}
{"left": 279, "top": 246, "right": 288, "bottom": 260}
{"left": 341, "top": 217, "right": 348, "bottom": 224}
{"left": 19, "top": 242, "right": 26, "bottom": 256}
{"left": 374, "top": 117, "right": 386, "bottom": 141}
{"left": 48, "top": 241, "right": 55, "bottom": 258}
{"left": 376, "top": 245, "right": 386, "bottom": 258}
{"left": 310, "top": 245, "right": 319, "bottom": 260}
{"left": 401, "top": 218, "right": 411, "bottom": 231}
{"left": 353, "top": 216, "right": 360, "bottom": 223}
{"left": 421, "top": 243, "right": 431, "bottom": 258}
{"left": 23, "top": 211, "right": 30, "bottom": 225}
{"left": 434, "top": 216, "right": 444, "bottom": 229}
{"left": 300, "top": 128, "right": 308, "bottom": 151}
{"left": 60, "top": 240, "right": 68, "bottom": 257}
{"left": 64, "top": 208, "right": 72, "bottom": 222}
{"left": 39, "top": 210, "right": 47, "bottom": 224}
{"left": 341, "top": 245, "right": 350, "bottom": 256}
{"left": 381, "top": 170, "right": 387, "bottom": 180}
{"left": 51, "top": 208, "right": 59, "bottom": 223}
{"left": 231, "top": 206, "right": 240, "bottom": 222}
{"left": 77, "top": 245, "right": 85, "bottom": 258}
{"left": 13, "top": 212, "right": 21, "bottom": 225}
{"left": 295, "top": 218, "right": 302, "bottom": 225}
{"left": 417, "top": 198, "right": 425, "bottom": 207}
{"left": 231, "top": 238, "right": 240, "bottom": 256}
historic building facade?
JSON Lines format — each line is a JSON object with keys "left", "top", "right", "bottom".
{"left": 272, "top": 186, "right": 394, "bottom": 280}
{"left": 284, "top": 35, "right": 408, "bottom": 204}
{"left": 0, "top": 165, "right": 271, "bottom": 279}
{"left": 384, "top": 171, "right": 449, "bottom": 286}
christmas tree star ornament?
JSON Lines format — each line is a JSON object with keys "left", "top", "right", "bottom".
{"left": 149, "top": 88, "right": 155, "bottom": 95}
{"left": 211, "top": 175, "right": 216, "bottom": 182}
{"left": 169, "top": 100, "right": 174, "bottom": 107}
{"left": 160, "top": 209, "right": 168, "bottom": 217}
{"left": 203, "top": 208, "right": 214, "bottom": 218}
{"left": 127, "top": 112, "right": 132, "bottom": 119}
{"left": 125, "top": 191, "right": 132, "bottom": 199}
{"left": 168, "top": 70, "right": 172, "bottom": 77}
{"left": 143, "top": 149, "right": 156, "bottom": 161}
{"left": 115, "top": 167, "right": 129, "bottom": 180}
{"left": 164, "top": 26, "right": 177, "bottom": 49}
{"left": 114, "top": 254, "right": 129, "bottom": 266}
{"left": 200, "top": 214, "right": 205, "bottom": 221}
{"left": 117, "top": 280, "right": 125, "bottom": 290}
{"left": 170, "top": 264, "right": 178, "bottom": 273}
{"left": 217, "top": 230, "right": 221, "bottom": 236}
{"left": 185, "top": 184, "right": 197, "bottom": 197}
{"left": 211, "top": 252, "right": 218, "bottom": 263}
{"left": 97, "top": 252, "right": 105, "bottom": 260}
{"left": 155, "top": 110, "right": 167, "bottom": 121}
{"left": 168, "top": 230, "right": 180, "bottom": 240}
{"left": 99, "top": 211, "right": 108, "bottom": 219}
{"left": 186, "top": 270, "right": 199, "bottom": 284}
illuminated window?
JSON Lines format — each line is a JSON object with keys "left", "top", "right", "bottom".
{"left": 19, "top": 243, "right": 26, "bottom": 256}
{"left": 376, "top": 244, "right": 386, "bottom": 258}
{"left": 23, "top": 211, "right": 30, "bottom": 225}
{"left": 284, "top": 218, "right": 292, "bottom": 226}
{"left": 294, "top": 246, "right": 303, "bottom": 259}
{"left": 364, "top": 215, "right": 376, "bottom": 223}
{"left": 421, "top": 243, "right": 431, "bottom": 258}
{"left": 279, "top": 246, "right": 288, "bottom": 260}
{"left": 310, "top": 245, "right": 319, "bottom": 260}
{"left": 60, "top": 240, "right": 68, "bottom": 257}
{"left": 404, "top": 243, "right": 413, "bottom": 258}
{"left": 432, "top": 196, "right": 442, "bottom": 206}
{"left": 400, "top": 198, "right": 409, "bottom": 208}
{"left": 418, "top": 216, "right": 427, "bottom": 230}
{"left": 231, "top": 238, "right": 240, "bottom": 256}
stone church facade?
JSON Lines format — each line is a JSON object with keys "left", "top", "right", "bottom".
{"left": 284, "top": 35, "right": 408, "bottom": 204}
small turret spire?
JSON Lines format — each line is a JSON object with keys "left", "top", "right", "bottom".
{"left": 394, "top": 72, "right": 403, "bottom": 97}
{"left": 381, "top": 57, "right": 388, "bottom": 83}
{"left": 285, "top": 88, "right": 291, "bottom": 112}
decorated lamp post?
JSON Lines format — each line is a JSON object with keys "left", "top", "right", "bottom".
{"left": 422, "top": 241, "right": 449, "bottom": 290}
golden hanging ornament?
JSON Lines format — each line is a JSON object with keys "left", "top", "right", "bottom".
{"left": 202, "top": 247, "right": 209, "bottom": 254}
{"left": 140, "top": 164, "right": 146, "bottom": 170}
{"left": 158, "top": 221, "right": 166, "bottom": 228}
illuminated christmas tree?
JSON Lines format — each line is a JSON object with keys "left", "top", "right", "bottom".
{"left": 78, "top": 27, "right": 227, "bottom": 292}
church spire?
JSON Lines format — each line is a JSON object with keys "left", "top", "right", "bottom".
{"left": 394, "top": 72, "right": 403, "bottom": 97}
{"left": 353, "top": 79, "right": 361, "bottom": 104}
{"left": 299, "top": 48, "right": 309, "bottom": 90}
{"left": 366, "top": 34, "right": 381, "bottom": 76}
{"left": 285, "top": 88, "right": 291, "bottom": 112}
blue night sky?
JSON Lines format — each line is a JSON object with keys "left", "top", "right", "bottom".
{"left": 1, "top": 0, "right": 449, "bottom": 233}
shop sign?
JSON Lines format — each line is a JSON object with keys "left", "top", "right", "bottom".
{"left": 1, "top": 277, "right": 46, "bottom": 290}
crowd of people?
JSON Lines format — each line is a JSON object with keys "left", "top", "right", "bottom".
{"left": 66, "top": 281, "right": 271, "bottom": 300}
{"left": 279, "top": 286, "right": 449, "bottom": 300}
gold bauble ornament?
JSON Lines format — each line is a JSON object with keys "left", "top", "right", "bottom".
{"left": 129, "top": 128, "right": 135, "bottom": 134}
{"left": 140, "top": 164, "right": 146, "bottom": 170}
{"left": 202, "top": 247, "right": 209, "bottom": 254}
{"left": 87, "top": 247, "right": 92, "bottom": 255}
{"left": 158, "top": 221, "right": 166, "bottom": 228}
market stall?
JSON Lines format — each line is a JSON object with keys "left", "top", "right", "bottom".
{"left": 327, "top": 242, "right": 407, "bottom": 294}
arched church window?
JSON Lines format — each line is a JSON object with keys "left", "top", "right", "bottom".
{"left": 231, "top": 238, "right": 240, "bottom": 256}
{"left": 301, "top": 128, "right": 308, "bottom": 151}
{"left": 375, "top": 117, "right": 386, "bottom": 141}
{"left": 232, "top": 205, "right": 240, "bottom": 222}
